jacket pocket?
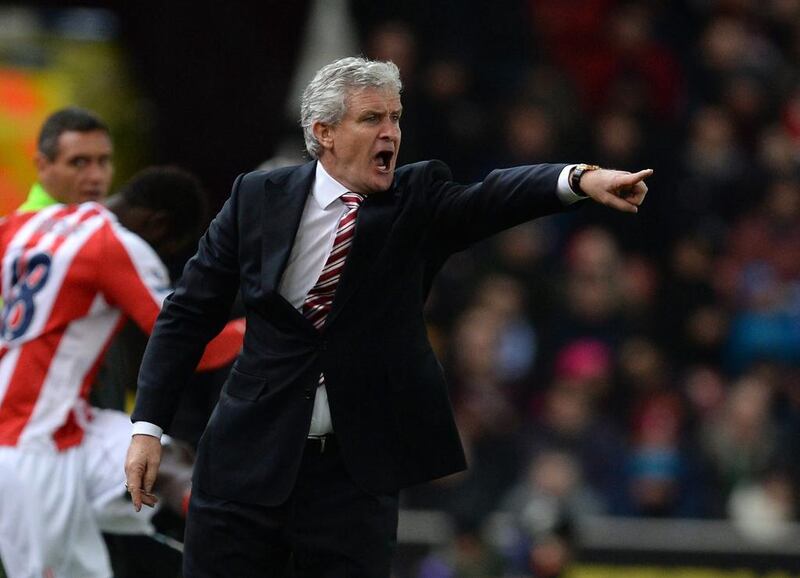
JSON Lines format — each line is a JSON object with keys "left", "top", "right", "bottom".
{"left": 224, "top": 367, "right": 269, "bottom": 401}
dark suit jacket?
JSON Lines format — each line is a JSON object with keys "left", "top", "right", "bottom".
{"left": 132, "top": 159, "right": 568, "bottom": 506}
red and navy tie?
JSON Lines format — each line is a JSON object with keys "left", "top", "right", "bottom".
{"left": 302, "top": 192, "right": 364, "bottom": 330}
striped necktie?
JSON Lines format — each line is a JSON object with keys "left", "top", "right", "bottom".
{"left": 302, "top": 192, "right": 364, "bottom": 330}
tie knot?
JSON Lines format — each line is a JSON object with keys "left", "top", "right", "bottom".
{"left": 341, "top": 192, "right": 364, "bottom": 210}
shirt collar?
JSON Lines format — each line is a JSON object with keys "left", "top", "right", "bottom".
{"left": 313, "top": 161, "right": 350, "bottom": 210}
{"left": 18, "top": 182, "right": 58, "bottom": 213}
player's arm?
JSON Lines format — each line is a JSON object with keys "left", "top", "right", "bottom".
{"left": 97, "top": 220, "right": 243, "bottom": 372}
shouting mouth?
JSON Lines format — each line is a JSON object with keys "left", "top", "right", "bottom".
{"left": 375, "top": 150, "right": 394, "bottom": 172}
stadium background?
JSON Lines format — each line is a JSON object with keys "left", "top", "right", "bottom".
{"left": 2, "top": 0, "right": 800, "bottom": 576}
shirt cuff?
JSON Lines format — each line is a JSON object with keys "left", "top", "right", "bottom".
{"left": 556, "top": 164, "right": 586, "bottom": 205}
{"left": 132, "top": 421, "right": 163, "bottom": 439}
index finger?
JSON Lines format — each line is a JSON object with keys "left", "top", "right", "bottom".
{"left": 617, "top": 168, "right": 653, "bottom": 186}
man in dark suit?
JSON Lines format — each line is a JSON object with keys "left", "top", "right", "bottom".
{"left": 124, "top": 56, "right": 651, "bottom": 577}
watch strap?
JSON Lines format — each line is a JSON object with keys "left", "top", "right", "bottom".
{"left": 570, "top": 163, "right": 600, "bottom": 198}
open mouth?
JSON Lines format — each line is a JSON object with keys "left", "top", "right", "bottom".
{"left": 374, "top": 150, "right": 394, "bottom": 171}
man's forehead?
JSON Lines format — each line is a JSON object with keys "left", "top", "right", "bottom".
{"left": 346, "top": 87, "right": 402, "bottom": 110}
{"left": 55, "top": 130, "right": 112, "bottom": 158}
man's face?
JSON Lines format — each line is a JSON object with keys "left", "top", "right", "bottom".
{"left": 36, "top": 129, "right": 113, "bottom": 204}
{"left": 316, "top": 87, "right": 402, "bottom": 195}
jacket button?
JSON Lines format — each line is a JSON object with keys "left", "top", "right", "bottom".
{"left": 304, "top": 388, "right": 313, "bottom": 400}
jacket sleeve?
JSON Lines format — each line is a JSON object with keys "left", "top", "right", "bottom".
{"left": 420, "top": 160, "right": 569, "bottom": 253}
{"left": 131, "top": 174, "right": 245, "bottom": 429}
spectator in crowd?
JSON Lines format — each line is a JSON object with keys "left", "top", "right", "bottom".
{"left": 658, "top": 233, "right": 727, "bottom": 366}
{"left": 757, "top": 123, "right": 800, "bottom": 178}
{"left": 417, "top": 56, "right": 489, "bottom": 178}
{"left": 416, "top": 518, "right": 505, "bottom": 578}
{"left": 614, "top": 336, "right": 671, "bottom": 425}
{"left": 700, "top": 373, "right": 782, "bottom": 509}
{"left": 500, "top": 449, "right": 602, "bottom": 576}
{"left": 483, "top": 221, "right": 560, "bottom": 330}
{"left": 728, "top": 466, "right": 797, "bottom": 543}
{"left": 409, "top": 298, "right": 530, "bottom": 526}
{"left": 677, "top": 106, "right": 755, "bottom": 228}
{"left": 612, "top": 392, "right": 711, "bottom": 518}
{"left": 526, "top": 381, "right": 627, "bottom": 507}
{"left": 718, "top": 177, "right": 800, "bottom": 373}
{"left": 592, "top": 110, "right": 646, "bottom": 172}
{"left": 469, "top": 275, "right": 538, "bottom": 386}
{"left": 543, "top": 227, "right": 627, "bottom": 367}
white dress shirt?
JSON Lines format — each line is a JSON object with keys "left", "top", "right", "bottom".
{"left": 275, "top": 162, "right": 351, "bottom": 435}
{"left": 132, "top": 163, "right": 581, "bottom": 439}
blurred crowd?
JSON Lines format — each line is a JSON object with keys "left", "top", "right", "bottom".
{"left": 340, "top": 0, "right": 800, "bottom": 576}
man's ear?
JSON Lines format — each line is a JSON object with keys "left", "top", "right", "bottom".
{"left": 146, "top": 210, "right": 171, "bottom": 244}
{"left": 34, "top": 151, "right": 50, "bottom": 174}
{"left": 147, "top": 210, "right": 186, "bottom": 259}
{"left": 312, "top": 121, "right": 334, "bottom": 151}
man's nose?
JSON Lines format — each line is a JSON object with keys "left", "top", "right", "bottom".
{"left": 379, "top": 119, "right": 400, "bottom": 139}
{"left": 86, "top": 162, "right": 107, "bottom": 181}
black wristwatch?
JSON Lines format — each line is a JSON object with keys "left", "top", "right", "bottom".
{"left": 570, "top": 163, "right": 600, "bottom": 198}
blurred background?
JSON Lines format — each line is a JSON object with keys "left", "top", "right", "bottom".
{"left": 2, "top": 0, "right": 800, "bottom": 576}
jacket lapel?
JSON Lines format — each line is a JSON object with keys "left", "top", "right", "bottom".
{"left": 325, "top": 185, "right": 398, "bottom": 328}
{"left": 261, "top": 161, "right": 316, "bottom": 293}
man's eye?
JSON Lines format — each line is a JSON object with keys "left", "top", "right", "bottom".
{"left": 71, "top": 158, "right": 88, "bottom": 168}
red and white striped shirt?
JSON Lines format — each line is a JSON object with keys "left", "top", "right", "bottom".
{"left": 0, "top": 202, "right": 243, "bottom": 451}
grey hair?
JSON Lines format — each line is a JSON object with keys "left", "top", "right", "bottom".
{"left": 300, "top": 57, "right": 402, "bottom": 159}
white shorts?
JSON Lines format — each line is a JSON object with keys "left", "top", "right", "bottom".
{"left": 0, "top": 409, "right": 156, "bottom": 578}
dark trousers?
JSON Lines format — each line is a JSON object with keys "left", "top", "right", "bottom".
{"left": 183, "top": 436, "right": 399, "bottom": 577}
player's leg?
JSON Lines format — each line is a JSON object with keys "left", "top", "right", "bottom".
{"left": 0, "top": 446, "right": 112, "bottom": 578}
{"left": 0, "top": 449, "right": 47, "bottom": 578}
